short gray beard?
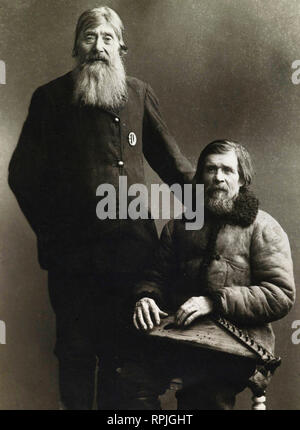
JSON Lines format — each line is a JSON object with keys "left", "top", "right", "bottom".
{"left": 73, "top": 54, "right": 127, "bottom": 110}
{"left": 205, "top": 195, "right": 235, "bottom": 216}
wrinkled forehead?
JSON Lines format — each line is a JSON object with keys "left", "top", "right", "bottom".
{"left": 81, "top": 19, "right": 117, "bottom": 36}
{"left": 204, "top": 150, "right": 239, "bottom": 169}
{"left": 79, "top": 15, "right": 118, "bottom": 38}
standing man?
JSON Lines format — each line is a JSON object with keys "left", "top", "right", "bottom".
{"left": 132, "top": 140, "right": 295, "bottom": 410}
{"left": 8, "top": 6, "right": 194, "bottom": 410}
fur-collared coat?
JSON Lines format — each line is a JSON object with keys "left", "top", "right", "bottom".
{"left": 135, "top": 190, "right": 295, "bottom": 353}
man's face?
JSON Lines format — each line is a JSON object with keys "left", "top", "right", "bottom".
{"left": 203, "top": 151, "right": 243, "bottom": 201}
{"left": 73, "top": 19, "right": 127, "bottom": 109}
{"left": 76, "top": 22, "right": 120, "bottom": 66}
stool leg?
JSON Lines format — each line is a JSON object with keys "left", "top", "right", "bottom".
{"left": 252, "top": 394, "right": 266, "bottom": 410}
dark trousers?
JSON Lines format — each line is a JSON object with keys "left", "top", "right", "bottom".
{"left": 48, "top": 271, "right": 138, "bottom": 410}
{"left": 112, "top": 340, "right": 256, "bottom": 410}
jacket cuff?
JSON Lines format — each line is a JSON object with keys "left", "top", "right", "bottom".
{"left": 133, "top": 282, "right": 163, "bottom": 307}
{"left": 206, "top": 289, "right": 225, "bottom": 316}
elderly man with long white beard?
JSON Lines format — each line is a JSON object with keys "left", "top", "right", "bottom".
{"left": 8, "top": 6, "right": 194, "bottom": 410}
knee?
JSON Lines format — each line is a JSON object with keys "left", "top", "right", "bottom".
{"left": 104, "top": 363, "right": 166, "bottom": 410}
{"left": 130, "top": 395, "right": 161, "bottom": 410}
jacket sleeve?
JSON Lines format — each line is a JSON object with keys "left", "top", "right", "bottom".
{"left": 142, "top": 84, "right": 195, "bottom": 188}
{"left": 134, "top": 222, "right": 177, "bottom": 307}
{"left": 212, "top": 215, "right": 296, "bottom": 325}
{"left": 8, "top": 87, "right": 50, "bottom": 235}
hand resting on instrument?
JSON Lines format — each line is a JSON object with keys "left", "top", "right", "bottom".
{"left": 133, "top": 296, "right": 213, "bottom": 331}
{"left": 133, "top": 297, "right": 168, "bottom": 331}
{"left": 174, "top": 296, "right": 213, "bottom": 327}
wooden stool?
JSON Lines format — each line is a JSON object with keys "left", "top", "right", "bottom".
{"left": 168, "top": 378, "right": 267, "bottom": 410}
{"left": 150, "top": 317, "right": 272, "bottom": 411}
{"left": 251, "top": 392, "right": 266, "bottom": 410}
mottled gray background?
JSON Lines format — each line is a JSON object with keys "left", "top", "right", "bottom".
{"left": 0, "top": 0, "right": 300, "bottom": 410}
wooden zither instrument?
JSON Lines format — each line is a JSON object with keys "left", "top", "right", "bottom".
{"left": 149, "top": 314, "right": 281, "bottom": 371}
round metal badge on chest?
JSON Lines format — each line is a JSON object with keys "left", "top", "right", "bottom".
{"left": 128, "top": 132, "right": 137, "bottom": 147}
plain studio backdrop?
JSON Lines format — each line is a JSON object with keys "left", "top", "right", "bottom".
{"left": 0, "top": 0, "right": 300, "bottom": 410}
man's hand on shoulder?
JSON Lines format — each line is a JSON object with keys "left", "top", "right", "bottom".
{"left": 175, "top": 296, "right": 213, "bottom": 327}
{"left": 133, "top": 297, "right": 168, "bottom": 331}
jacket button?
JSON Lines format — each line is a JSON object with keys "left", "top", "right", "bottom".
{"left": 118, "top": 161, "right": 124, "bottom": 167}
{"left": 114, "top": 117, "right": 120, "bottom": 123}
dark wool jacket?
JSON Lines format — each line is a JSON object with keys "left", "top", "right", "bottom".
{"left": 8, "top": 72, "right": 194, "bottom": 273}
{"left": 135, "top": 191, "right": 295, "bottom": 353}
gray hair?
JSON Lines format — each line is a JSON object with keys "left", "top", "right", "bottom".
{"left": 72, "top": 6, "right": 128, "bottom": 57}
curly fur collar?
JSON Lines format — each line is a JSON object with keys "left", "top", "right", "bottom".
{"left": 206, "top": 187, "right": 259, "bottom": 228}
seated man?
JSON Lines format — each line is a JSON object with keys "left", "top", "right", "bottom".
{"left": 129, "top": 139, "right": 295, "bottom": 410}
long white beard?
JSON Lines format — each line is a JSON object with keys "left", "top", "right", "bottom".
{"left": 73, "top": 54, "right": 127, "bottom": 110}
